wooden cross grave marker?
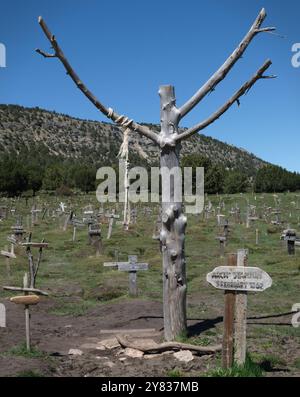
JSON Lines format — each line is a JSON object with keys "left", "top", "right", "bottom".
{"left": 88, "top": 223, "right": 102, "bottom": 256}
{"left": 271, "top": 210, "right": 281, "bottom": 226}
{"left": 71, "top": 218, "right": 85, "bottom": 242}
{"left": 206, "top": 251, "right": 272, "bottom": 368}
{"left": 3, "top": 234, "right": 49, "bottom": 351}
{"left": 31, "top": 205, "right": 42, "bottom": 226}
{"left": 103, "top": 255, "right": 149, "bottom": 297}
{"left": 1, "top": 241, "right": 17, "bottom": 279}
{"left": 0, "top": 206, "right": 8, "bottom": 220}
{"left": 105, "top": 210, "right": 120, "bottom": 240}
{"left": 11, "top": 225, "right": 25, "bottom": 243}
{"left": 281, "top": 229, "right": 297, "bottom": 255}
{"left": 216, "top": 236, "right": 227, "bottom": 258}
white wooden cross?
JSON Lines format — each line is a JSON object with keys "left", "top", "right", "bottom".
{"left": 59, "top": 202, "right": 66, "bottom": 212}
{"left": 105, "top": 210, "right": 120, "bottom": 239}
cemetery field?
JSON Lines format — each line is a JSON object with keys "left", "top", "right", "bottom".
{"left": 0, "top": 192, "right": 299, "bottom": 377}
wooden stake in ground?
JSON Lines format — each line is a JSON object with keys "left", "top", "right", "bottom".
{"left": 0, "top": 303, "right": 6, "bottom": 328}
{"left": 222, "top": 253, "right": 237, "bottom": 369}
{"left": 23, "top": 273, "right": 31, "bottom": 351}
{"left": 207, "top": 253, "right": 272, "bottom": 369}
{"left": 234, "top": 249, "right": 248, "bottom": 365}
{"left": 3, "top": 237, "right": 49, "bottom": 352}
{"left": 1, "top": 244, "right": 16, "bottom": 279}
{"left": 37, "top": 9, "right": 275, "bottom": 340}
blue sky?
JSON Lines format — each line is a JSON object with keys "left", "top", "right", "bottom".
{"left": 0, "top": 0, "right": 299, "bottom": 171}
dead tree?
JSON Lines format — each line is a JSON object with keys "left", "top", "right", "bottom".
{"left": 36, "top": 9, "right": 275, "bottom": 341}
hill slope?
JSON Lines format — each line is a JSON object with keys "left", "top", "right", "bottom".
{"left": 0, "top": 104, "right": 266, "bottom": 175}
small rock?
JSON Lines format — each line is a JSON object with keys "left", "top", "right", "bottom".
{"left": 96, "top": 345, "right": 106, "bottom": 351}
{"left": 173, "top": 350, "right": 194, "bottom": 363}
{"left": 119, "top": 357, "right": 127, "bottom": 362}
{"left": 68, "top": 348, "right": 83, "bottom": 356}
{"left": 144, "top": 351, "right": 173, "bottom": 359}
{"left": 80, "top": 343, "right": 98, "bottom": 350}
{"left": 103, "top": 361, "right": 115, "bottom": 368}
{"left": 123, "top": 347, "right": 144, "bottom": 358}
{"left": 98, "top": 337, "right": 120, "bottom": 349}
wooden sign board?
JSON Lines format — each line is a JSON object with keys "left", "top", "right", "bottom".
{"left": 206, "top": 266, "right": 272, "bottom": 292}
{"left": 118, "top": 263, "right": 149, "bottom": 272}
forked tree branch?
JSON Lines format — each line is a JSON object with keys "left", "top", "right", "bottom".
{"left": 36, "top": 17, "right": 159, "bottom": 145}
{"left": 178, "top": 8, "right": 275, "bottom": 119}
{"left": 176, "top": 60, "right": 275, "bottom": 142}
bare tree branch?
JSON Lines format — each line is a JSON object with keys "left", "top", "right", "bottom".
{"left": 176, "top": 60, "right": 275, "bottom": 142}
{"left": 178, "top": 8, "right": 275, "bottom": 119}
{"left": 36, "top": 17, "right": 159, "bottom": 145}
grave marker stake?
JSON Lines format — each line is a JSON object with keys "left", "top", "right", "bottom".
{"left": 234, "top": 249, "right": 248, "bottom": 365}
{"left": 23, "top": 273, "right": 31, "bottom": 351}
{"left": 222, "top": 253, "right": 237, "bottom": 369}
{"left": 0, "top": 303, "right": 6, "bottom": 328}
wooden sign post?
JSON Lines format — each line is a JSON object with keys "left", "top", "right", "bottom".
{"left": 207, "top": 252, "right": 272, "bottom": 368}
{"left": 221, "top": 253, "right": 236, "bottom": 369}
{"left": 234, "top": 249, "right": 248, "bottom": 365}
{"left": 4, "top": 274, "right": 48, "bottom": 352}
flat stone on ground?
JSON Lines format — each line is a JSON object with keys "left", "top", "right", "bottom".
{"left": 173, "top": 350, "right": 194, "bottom": 363}
{"left": 123, "top": 348, "right": 144, "bottom": 358}
{"left": 68, "top": 348, "right": 83, "bottom": 356}
{"left": 98, "top": 337, "right": 120, "bottom": 349}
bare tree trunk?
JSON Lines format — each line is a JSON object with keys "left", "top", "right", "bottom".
{"left": 159, "top": 86, "right": 187, "bottom": 341}
{"left": 123, "top": 153, "right": 130, "bottom": 230}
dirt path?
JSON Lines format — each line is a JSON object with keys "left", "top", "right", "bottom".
{"left": 0, "top": 298, "right": 299, "bottom": 377}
